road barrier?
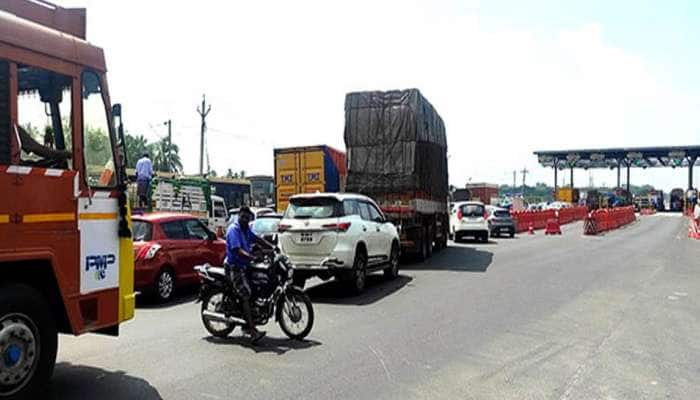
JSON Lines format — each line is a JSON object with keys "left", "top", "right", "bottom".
{"left": 511, "top": 209, "right": 556, "bottom": 233}
{"left": 584, "top": 206, "right": 636, "bottom": 235}
{"left": 689, "top": 217, "right": 700, "bottom": 240}
{"left": 640, "top": 208, "right": 656, "bottom": 216}
{"left": 511, "top": 206, "right": 588, "bottom": 233}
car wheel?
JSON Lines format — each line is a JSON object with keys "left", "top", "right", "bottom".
{"left": 509, "top": 231, "right": 515, "bottom": 238}
{"left": 154, "top": 268, "right": 175, "bottom": 303}
{"left": 384, "top": 243, "right": 400, "bottom": 280}
{"left": 350, "top": 250, "right": 367, "bottom": 294}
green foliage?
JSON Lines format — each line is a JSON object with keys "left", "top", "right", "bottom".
{"left": 152, "top": 137, "right": 182, "bottom": 173}
{"left": 124, "top": 134, "right": 182, "bottom": 173}
{"left": 85, "top": 126, "right": 112, "bottom": 167}
{"left": 125, "top": 134, "right": 152, "bottom": 169}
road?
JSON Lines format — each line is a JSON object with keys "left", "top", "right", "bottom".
{"left": 50, "top": 214, "right": 700, "bottom": 400}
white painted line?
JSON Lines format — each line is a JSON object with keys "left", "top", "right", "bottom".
{"left": 667, "top": 295, "right": 679, "bottom": 301}
{"left": 44, "top": 169, "right": 63, "bottom": 177}
{"left": 673, "top": 291, "right": 688, "bottom": 297}
{"left": 6, "top": 165, "right": 31, "bottom": 175}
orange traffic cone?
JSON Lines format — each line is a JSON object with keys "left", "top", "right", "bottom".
{"left": 528, "top": 223, "right": 534, "bottom": 235}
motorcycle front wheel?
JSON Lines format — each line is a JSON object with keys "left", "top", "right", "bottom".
{"left": 276, "top": 287, "right": 314, "bottom": 340}
{"left": 201, "top": 290, "right": 236, "bottom": 338}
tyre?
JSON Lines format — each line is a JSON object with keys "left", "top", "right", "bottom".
{"left": 200, "top": 290, "right": 236, "bottom": 338}
{"left": 0, "top": 284, "right": 57, "bottom": 400}
{"left": 154, "top": 268, "right": 175, "bottom": 303}
{"left": 350, "top": 249, "right": 367, "bottom": 294}
{"left": 509, "top": 230, "right": 515, "bottom": 238}
{"left": 482, "top": 233, "right": 489, "bottom": 243}
{"left": 277, "top": 287, "right": 314, "bottom": 340}
{"left": 384, "top": 243, "right": 400, "bottom": 279}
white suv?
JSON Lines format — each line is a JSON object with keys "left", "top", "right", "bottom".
{"left": 450, "top": 201, "right": 489, "bottom": 242}
{"left": 278, "top": 193, "right": 400, "bottom": 293}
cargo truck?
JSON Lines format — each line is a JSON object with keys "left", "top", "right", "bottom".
{"left": 556, "top": 187, "right": 580, "bottom": 204}
{"left": 274, "top": 145, "right": 346, "bottom": 213}
{"left": 0, "top": 1, "right": 135, "bottom": 396}
{"left": 344, "top": 89, "right": 449, "bottom": 260}
{"left": 145, "top": 177, "right": 229, "bottom": 235}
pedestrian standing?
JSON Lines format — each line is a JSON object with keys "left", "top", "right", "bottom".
{"left": 694, "top": 199, "right": 700, "bottom": 225}
{"left": 135, "top": 153, "right": 153, "bottom": 208}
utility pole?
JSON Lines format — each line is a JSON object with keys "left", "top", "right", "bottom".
{"left": 164, "top": 119, "right": 172, "bottom": 145}
{"left": 197, "top": 95, "right": 211, "bottom": 176}
{"left": 512, "top": 170, "right": 517, "bottom": 196}
{"left": 163, "top": 119, "right": 172, "bottom": 171}
{"left": 520, "top": 167, "right": 529, "bottom": 195}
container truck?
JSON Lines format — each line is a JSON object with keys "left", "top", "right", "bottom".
{"left": 344, "top": 89, "right": 449, "bottom": 259}
{"left": 0, "top": 1, "right": 135, "bottom": 396}
{"left": 274, "top": 145, "right": 346, "bottom": 213}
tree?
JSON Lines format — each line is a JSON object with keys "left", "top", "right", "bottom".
{"left": 152, "top": 136, "right": 182, "bottom": 173}
{"left": 226, "top": 168, "right": 234, "bottom": 178}
{"left": 124, "top": 134, "right": 152, "bottom": 169}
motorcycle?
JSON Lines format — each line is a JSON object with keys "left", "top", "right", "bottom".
{"left": 194, "top": 250, "right": 314, "bottom": 340}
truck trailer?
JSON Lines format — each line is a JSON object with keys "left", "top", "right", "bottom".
{"left": 274, "top": 145, "right": 346, "bottom": 213}
{"left": 344, "top": 89, "right": 449, "bottom": 259}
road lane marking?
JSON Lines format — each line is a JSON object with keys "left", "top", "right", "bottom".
{"left": 368, "top": 345, "right": 392, "bottom": 381}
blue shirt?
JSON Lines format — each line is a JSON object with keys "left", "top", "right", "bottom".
{"left": 225, "top": 221, "right": 258, "bottom": 269}
{"left": 135, "top": 157, "right": 153, "bottom": 181}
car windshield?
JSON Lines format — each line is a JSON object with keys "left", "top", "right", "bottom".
{"left": 493, "top": 210, "right": 511, "bottom": 218}
{"left": 253, "top": 217, "right": 281, "bottom": 233}
{"left": 132, "top": 220, "right": 152, "bottom": 241}
{"left": 460, "top": 204, "right": 484, "bottom": 217}
{"left": 285, "top": 197, "right": 340, "bottom": 219}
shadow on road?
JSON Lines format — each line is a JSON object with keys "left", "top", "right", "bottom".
{"left": 306, "top": 274, "right": 412, "bottom": 306}
{"left": 49, "top": 362, "right": 162, "bottom": 399}
{"left": 402, "top": 246, "right": 493, "bottom": 272}
{"left": 204, "top": 335, "right": 322, "bottom": 355}
{"left": 136, "top": 286, "right": 198, "bottom": 309}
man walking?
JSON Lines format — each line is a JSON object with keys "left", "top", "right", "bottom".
{"left": 135, "top": 153, "right": 153, "bottom": 208}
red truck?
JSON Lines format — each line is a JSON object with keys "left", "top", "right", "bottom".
{"left": 0, "top": 2, "right": 135, "bottom": 397}
{"left": 344, "top": 89, "right": 449, "bottom": 259}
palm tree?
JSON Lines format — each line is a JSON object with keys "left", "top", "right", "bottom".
{"left": 153, "top": 137, "right": 182, "bottom": 173}
{"left": 125, "top": 134, "right": 151, "bottom": 169}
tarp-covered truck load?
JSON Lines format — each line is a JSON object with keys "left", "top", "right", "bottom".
{"left": 344, "top": 89, "right": 449, "bottom": 259}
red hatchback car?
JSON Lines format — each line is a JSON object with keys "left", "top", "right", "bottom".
{"left": 132, "top": 213, "right": 226, "bottom": 302}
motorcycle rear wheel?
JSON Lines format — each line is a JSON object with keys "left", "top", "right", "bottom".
{"left": 201, "top": 290, "right": 236, "bottom": 338}
{"left": 277, "top": 288, "right": 314, "bottom": 340}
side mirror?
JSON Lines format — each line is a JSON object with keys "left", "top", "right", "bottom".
{"left": 207, "top": 230, "right": 217, "bottom": 241}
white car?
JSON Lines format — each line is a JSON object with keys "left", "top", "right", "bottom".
{"left": 278, "top": 193, "right": 400, "bottom": 293}
{"left": 450, "top": 201, "right": 489, "bottom": 242}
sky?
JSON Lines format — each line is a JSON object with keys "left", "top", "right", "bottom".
{"left": 56, "top": 0, "right": 700, "bottom": 192}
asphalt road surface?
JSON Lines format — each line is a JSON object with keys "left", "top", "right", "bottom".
{"left": 50, "top": 213, "right": 700, "bottom": 400}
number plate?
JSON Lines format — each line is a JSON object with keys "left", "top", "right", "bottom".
{"left": 300, "top": 232, "right": 314, "bottom": 243}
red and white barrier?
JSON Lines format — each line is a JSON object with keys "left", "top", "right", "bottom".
{"left": 689, "top": 218, "right": 700, "bottom": 240}
{"left": 511, "top": 206, "right": 588, "bottom": 233}
{"left": 583, "top": 206, "right": 636, "bottom": 235}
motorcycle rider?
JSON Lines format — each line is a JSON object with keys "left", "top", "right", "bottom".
{"left": 225, "top": 206, "right": 274, "bottom": 343}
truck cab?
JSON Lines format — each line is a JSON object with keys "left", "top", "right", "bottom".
{"left": 0, "top": 2, "right": 135, "bottom": 397}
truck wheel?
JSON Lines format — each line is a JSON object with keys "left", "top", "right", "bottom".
{"left": 0, "top": 284, "right": 57, "bottom": 399}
